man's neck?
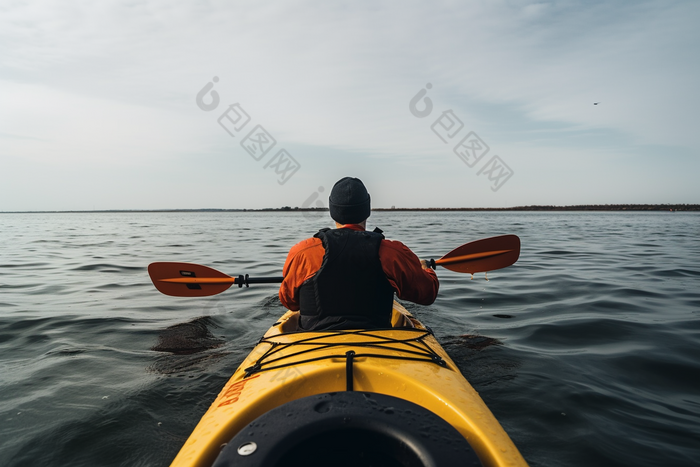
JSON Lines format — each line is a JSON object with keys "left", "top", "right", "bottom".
{"left": 335, "top": 221, "right": 367, "bottom": 230}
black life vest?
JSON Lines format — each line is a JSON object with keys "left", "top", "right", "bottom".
{"left": 298, "top": 228, "right": 396, "bottom": 330}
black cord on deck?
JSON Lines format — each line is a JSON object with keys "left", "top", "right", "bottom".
{"left": 346, "top": 351, "right": 355, "bottom": 391}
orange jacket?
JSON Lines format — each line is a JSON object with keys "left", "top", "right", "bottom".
{"left": 280, "top": 225, "right": 439, "bottom": 310}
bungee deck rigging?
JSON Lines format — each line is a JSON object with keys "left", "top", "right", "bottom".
{"left": 244, "top": 327, "right": 447, "bottom": 378}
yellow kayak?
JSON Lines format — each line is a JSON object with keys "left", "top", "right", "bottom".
{"left": 169, "top": 302, "right": 528, "bottom": 467}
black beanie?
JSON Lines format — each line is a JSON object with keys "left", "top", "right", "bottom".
{"left": 328, "top": 177, "right": 371, "bottom": 224}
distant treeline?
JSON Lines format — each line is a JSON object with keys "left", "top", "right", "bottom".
{"left": 373, "top": 204, "right": 700, "bottom": 212}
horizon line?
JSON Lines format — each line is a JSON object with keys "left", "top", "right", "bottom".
{"left": 1, "top": 204, "right": 699, "bottom": 214}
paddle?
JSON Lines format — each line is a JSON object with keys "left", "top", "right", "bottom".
{"left": 148, "top": 262, "right": 283, "bottom": 297}
{"left": 430, "top": 234, "right": 520, "bottom": 274}
{"left": 148, "top": 234, "right": 520, "bottom": 297}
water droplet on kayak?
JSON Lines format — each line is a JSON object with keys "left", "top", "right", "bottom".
{"left": 237, "top": 442, "right": 257, "bottom": 456}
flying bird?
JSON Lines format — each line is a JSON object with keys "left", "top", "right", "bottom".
{"left": 593, "top": 102, "right": 600, "bottom": 105}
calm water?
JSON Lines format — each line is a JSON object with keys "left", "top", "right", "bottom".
{"left": 1, "top": 211, "right": 699, "bottom": 466}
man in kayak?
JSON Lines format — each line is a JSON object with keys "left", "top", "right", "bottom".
{"left": 280, "top": 177, "right": 439, "bottom": 330}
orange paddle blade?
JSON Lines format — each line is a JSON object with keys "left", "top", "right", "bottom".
{"left": 148, "top": 262, "right": 236, "bottom": 297}
{"left": 434, "top": 235, "right": 520, "bottom": 273}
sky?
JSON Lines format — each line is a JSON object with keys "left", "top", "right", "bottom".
{"left": 1, "top": 0, "right": 699, "bottom": 211}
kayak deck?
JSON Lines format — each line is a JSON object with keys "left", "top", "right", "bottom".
{"left": 169, "top": 302, "right": 528, "bottom": 467}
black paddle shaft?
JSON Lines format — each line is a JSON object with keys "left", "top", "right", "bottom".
{"left": 237, "top": 274, "right": 284, "bottom": 287}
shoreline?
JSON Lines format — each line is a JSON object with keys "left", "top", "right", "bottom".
{"left": 1, "top": 204, "right": 698, "bottom": 213}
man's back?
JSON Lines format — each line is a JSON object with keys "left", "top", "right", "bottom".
{"left": 280, "top": 225, "right": 439, "bottom": 330}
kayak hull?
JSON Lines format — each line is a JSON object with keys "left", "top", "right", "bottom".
{"left": 169, "top": 302, "right": 527, "bottom": 467}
